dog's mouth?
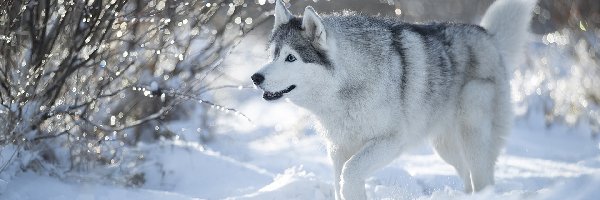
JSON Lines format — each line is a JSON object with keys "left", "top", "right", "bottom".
{"left": 263, "top": 85, "right": 296, "bottom": 101}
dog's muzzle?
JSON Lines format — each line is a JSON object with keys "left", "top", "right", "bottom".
{"left": 251, "top": 73, "right": 296, "bottom": 101}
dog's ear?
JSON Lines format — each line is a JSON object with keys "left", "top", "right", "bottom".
{"left": 274, "top": 0, "right": 292, "bottom": 29}
{"left": 302, "top": 6, "right": 327, "bottom": 49}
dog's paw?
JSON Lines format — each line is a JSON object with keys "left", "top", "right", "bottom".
{"left": 340, "top": 177, "right": 366, "bottom": 200}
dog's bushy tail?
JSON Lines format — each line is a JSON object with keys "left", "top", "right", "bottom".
{"left": 480, "top": 0, "right": 536, "bottom": 72}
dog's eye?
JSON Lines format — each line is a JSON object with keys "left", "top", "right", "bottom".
{"left": 285, "top": 54, "right": 296, "bottom": 62}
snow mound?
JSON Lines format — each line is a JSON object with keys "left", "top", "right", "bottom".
{"left": 230, "top": 166, "right": 333, "bottom": 200}
{"left": 139, "top": 141, "right": 273, "bottom": 199}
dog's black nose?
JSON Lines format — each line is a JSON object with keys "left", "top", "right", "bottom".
{"left": 251, "top": 73, "right": 265, "bottom": 85}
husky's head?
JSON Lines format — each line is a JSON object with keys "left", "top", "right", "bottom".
{"left": 251, "top": 0, "right": 335, "bottom": 107}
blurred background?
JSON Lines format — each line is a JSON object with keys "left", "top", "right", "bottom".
{"left": 0, "top": 0, "right": 599, "bottom": 199}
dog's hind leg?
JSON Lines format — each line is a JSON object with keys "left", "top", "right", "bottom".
{"left": 432, "top": 132, "right": 473, "bottom": 193}
{"left": 458, "top": 80, "right": 497, "bottom": 192}
{"left": 340, "top": 135, "right": 405, "bottom": 200}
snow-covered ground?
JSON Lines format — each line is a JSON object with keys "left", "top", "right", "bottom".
{"left": 2, "top": 34, "right": 600, "bottom": 199}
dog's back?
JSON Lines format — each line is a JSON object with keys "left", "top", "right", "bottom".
{"left": 320, "top": 15, "right": 506, "bottom": 137}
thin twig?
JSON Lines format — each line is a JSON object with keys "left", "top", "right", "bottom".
{"left": 0, "top": 143, "right": 22, "bottom": 174}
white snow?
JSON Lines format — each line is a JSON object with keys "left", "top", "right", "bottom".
{"left": 2, "top": 172, "right": 196, "bottom": 200}
{"left": 1, "top": 34, "right": 600, "bottom": 200}
{"left": 3, "top": 121, "right": 598, "bottom": 200}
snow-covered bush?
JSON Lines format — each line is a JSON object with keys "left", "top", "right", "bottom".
{"left": 512, "top": 0, "right": 600, "bottom": 136}
{"left": 513, "top": 29, "right": 600, "bottom": 137}
{"left": 0, "top": 0, "right": 267, "bottom": 183}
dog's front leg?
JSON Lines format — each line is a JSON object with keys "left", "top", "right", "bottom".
{"left": 328, "top": 144, "right": 352, "bottom": 200}
{"left": 340, "top": 136, "right": 404, "bottom": 200}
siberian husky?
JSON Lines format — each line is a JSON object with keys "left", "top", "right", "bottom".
{"left": 251, "top": 0, "right": 534, "bottom": 199}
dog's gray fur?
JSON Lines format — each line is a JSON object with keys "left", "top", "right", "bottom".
{"left": 253, "top": 0, "right": 535, "bottom": 199}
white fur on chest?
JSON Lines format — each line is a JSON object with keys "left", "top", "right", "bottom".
{"left": 313, "top": 97, "right": 404, "bottom": 147}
